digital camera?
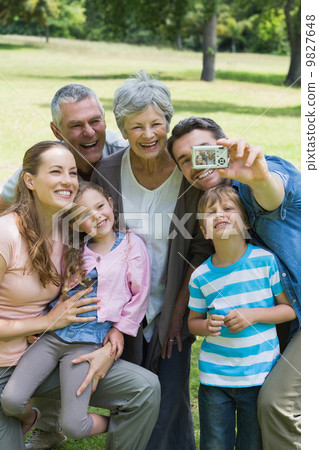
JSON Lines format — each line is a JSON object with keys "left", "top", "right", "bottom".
{"left": 191, "top": 145, "right": 229, "bottom": 170}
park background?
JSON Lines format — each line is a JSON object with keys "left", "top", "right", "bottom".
{"left": 0, "top": 1, "right": 300, "bottom": 449}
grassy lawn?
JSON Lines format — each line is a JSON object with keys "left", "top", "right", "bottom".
{"left": 0, "top": 34, "right": 300, "bottom": 184}
{"left": 0, "top": 35, "right": 300, "bottom": 449}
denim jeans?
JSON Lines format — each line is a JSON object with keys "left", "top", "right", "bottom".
{"left": 145, "top": 337, "right": 196, "bottom": 450}
{"left": 198, "top": 384, "right": 262, "bottom": 450}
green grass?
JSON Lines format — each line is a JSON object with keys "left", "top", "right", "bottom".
{"left": 0, "top": 34, "right": 300, "bottom": 185}
{"left": 0, "top": 34, "right": 300, "bottom": 449}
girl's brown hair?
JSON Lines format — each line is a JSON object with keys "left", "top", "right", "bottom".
{"left": 62, "top": 181, "right": 115, "bottom": 296}
{"left": 1, "top": 141, "right": 73, "bottom": 287}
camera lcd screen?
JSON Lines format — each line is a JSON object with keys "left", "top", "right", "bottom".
{"left": 191, "top": 145, "right": 229, "bottom": 169}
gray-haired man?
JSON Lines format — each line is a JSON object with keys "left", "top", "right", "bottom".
{"left": 0, "top": 83, "right": 128, "bottom": 211}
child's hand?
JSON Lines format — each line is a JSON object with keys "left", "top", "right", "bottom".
{"left": 27, "top": 335, "right": 40, "bottom": 344}
{"left": 224, "top": 309, "right": 254, "bottom": 332}
{"left": 207, "top": 314, "right": 225, "bottom": 336}
{"left": 103, "top": 327, "right": 124, "bottom": 360}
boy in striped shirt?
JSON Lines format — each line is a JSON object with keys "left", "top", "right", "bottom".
{"left": 188, "top": 185, "right": 296, "bottom": 450}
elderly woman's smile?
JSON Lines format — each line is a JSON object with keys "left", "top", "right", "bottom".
{"left": 124, "top": 105, "right": 167, "bottom": 160}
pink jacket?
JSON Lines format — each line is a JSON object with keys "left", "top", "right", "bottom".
{"left": 83, "top": 231, "right": 150, "bottom": 336}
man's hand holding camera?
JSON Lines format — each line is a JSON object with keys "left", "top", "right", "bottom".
{"left": 215, "top": 138, "right": 269, "bottom": 186}
{"left": 216, "top": 138, "right": 284, "bottom": 211}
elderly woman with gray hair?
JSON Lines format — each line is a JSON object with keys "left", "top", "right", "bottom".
{"left": 92, "top": 71, "right": 212, "bottom": 450}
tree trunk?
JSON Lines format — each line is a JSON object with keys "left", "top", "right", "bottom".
{"left": 284, "top": 0, "right": 301, "bottom": 86}
{"left": 231, "top": 38, "right": 236, "bottom": 53}
{"left": 201, "top": 14, "right": 218, "bottom": 82}
{"left": 177, "top": 34, "right": 183, "bottom": 51}
{"left": 45, "top": 24, "right": 50, "bottom": 43}
{"left": 284, "top": 35, "right": 301, "bottom": 86}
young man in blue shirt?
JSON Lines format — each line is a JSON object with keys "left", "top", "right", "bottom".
{"left": 168, "top": 116, "right": 301, "bottom": 450}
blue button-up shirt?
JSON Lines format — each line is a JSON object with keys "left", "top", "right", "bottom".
{"left": 232, "top": 155, "right": 301, "bottom": 334}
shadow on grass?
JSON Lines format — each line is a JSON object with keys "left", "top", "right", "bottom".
{"left": 171, "top": 99, "right": 300, "bottom": 118}
{"left": 72, "top": 71, "right": 288, "bottom": 86}
{"left": 99, "top": 98, "right": 300, "bottom": 117}
{"left": 70, "top": 73, "right": 193, "bottom": 82}
{"left": 38, "top": 97, "right": 300, "bottom": 118}
{"left": 216, "top": 70, "right": 287, "bottom": 86}
{"left": 20, "top": 72, "right": 184, "bottom": 82}
{"left": 21, "top": 70, "right": 291, "bottom": 87}
{"left": 0, "top": 42, "right": 42, "bottom": 50}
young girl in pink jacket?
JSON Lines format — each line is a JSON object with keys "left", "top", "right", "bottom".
{"left": 1, "top": 181, "right": 151, "bottom": 441}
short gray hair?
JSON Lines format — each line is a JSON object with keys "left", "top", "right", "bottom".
{"left": 113, "top": 70, "right": 174, "bottom": 137}
{"left": 51, "top": 84, "right": 105, "bottom": 128}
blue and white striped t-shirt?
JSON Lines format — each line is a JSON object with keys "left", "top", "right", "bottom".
{"left": 188, "top": 244, "right": 283, "bottom": 388}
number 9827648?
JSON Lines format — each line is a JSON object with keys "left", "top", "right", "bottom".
{"left": 306, "top": 15, "right": 316, "bottom": 67}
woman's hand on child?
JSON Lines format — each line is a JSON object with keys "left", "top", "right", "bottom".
{"left": 224, "top": 309, "right": 254, "bottom": 332}
{"left": 72, "top": 342, "right": 115, "bottom": 396}
{"left": 103, "top": 327, "right": 124, "bottom": 360}
{"left": 207, "top": 314, "right": 225, "bottom": 336}
{"left": 47, "top": 287, "right": 100, "bottom": 331}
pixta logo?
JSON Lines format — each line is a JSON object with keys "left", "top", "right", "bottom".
{"left": 52, "top": 203, "right": 97, "bottom": 249}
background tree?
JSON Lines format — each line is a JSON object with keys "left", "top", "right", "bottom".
{"left": 283, "top": 0, "right": 300, "bottom": 85}
{"left": 0, "top": 0, "right": 60, "bottom": 42}
{"left": 0, "top": 0, "right": 28, "bottom": 23}
{"left": 28, "top": 0, "right": 60, "bottom": 42}
{"left": 235, "top": 0, "right": 300, "bottom": 86}
{"left": 217, "top": 4, "right": 252, "bottom": 53}
{"left": 200, "top": 3, "right": 218, "bottom": 81}
{"left": 162, "top": 0, "right": 191, "bottom": 50}
{"left": 48, "top": 0, "right": 85, "bottom": 39}
{"left": 187, "top": 0, "right": 219, "bottom": 82}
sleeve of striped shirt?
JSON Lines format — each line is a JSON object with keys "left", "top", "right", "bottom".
{"left": 269, "top": 255, "right": 284, "bottom": 297}
{"left": 188, "top": 272, "right": 207, "bottom": 313}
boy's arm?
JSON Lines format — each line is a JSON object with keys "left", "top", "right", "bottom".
{"left": 252, "top": 290, "right": 296, "bottom": 324}
{"left": 224, "top": 290, "right": 296, "bottom": 333}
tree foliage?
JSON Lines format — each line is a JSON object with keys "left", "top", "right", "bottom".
{"left": 0, "top": 0, "right": 85, "bottom": 41}
{"left": 234, "top": 0, "right": 300, "bottom": 85}
{"left": 49, "top": 0, "right": 85, "bottom": 38}
{"left": 0, "top": 0, "right": 59, "bottom": 25}
{"left": 217, "top": 4, "right": 252, "bottom": 53}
